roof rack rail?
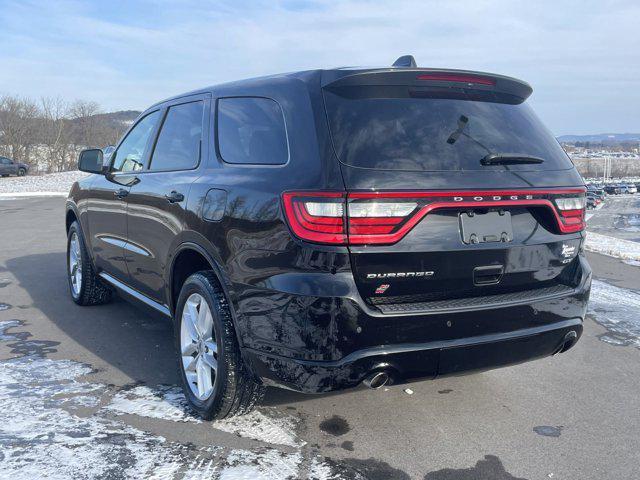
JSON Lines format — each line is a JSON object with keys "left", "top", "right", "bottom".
{"left": 392, "top": 55, "right": 417, "bottom": 68}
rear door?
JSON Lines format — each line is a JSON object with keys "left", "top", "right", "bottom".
{"left": 322, "top": 73, "right": 586, "bottom": 309}
{"left": 124, "top": 95, "right": 209, "bottom": 304}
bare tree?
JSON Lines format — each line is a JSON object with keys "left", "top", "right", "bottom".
{"left": 0, "top": 95, "right": 39, "bottom": 165}
{"left": 69, "top": 100, "right": 103, "bottom": 148}
{"left": 40, "top": 97, "right": 74, "bottom": 172}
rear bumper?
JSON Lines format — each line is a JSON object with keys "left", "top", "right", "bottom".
{"left": 246, "top": 318, "right": 583, "bottom": 393}
{"left": 238, "top": 255, "right": 591, "bottom": 393}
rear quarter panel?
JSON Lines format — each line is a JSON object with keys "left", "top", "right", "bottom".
{"left": 178, "top": 74, "right": 352, "bottom": 357}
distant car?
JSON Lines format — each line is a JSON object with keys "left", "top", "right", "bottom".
{"left": 586, "top": 194, "right": 602, "bottom": 209}
{"left": 590, "top": 188, "right": 605, "bottom": 197}
{"left": 590, "top": 192, "right": 604, "bottom": 202}
{"left": 618, "top": 184, "right": 632, "bottom": 194}
{"left": 0, "top": 156, "right": 29, "bottom": 177}
{"left": 603, "top": 184, "right": 619, "bottom": 194}
{"left": 626, "top": 184, "right": 637, "bottom": 194}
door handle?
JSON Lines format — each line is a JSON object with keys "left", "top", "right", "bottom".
{"left": 165, "top": 191, "right": 184, "bottom": 203}
{"left": 473, "top": 265, "right": 504, "bottom": 286}
{"left": 114, "top": 188, "right": 129, "bottom": 199}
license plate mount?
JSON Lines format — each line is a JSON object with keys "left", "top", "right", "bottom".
{"left": 459, "top": 210, "right": 513, "bottom": 245}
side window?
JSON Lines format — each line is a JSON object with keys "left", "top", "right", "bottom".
{"left": 111, "top": 111, "right": 160, "bottom": 173}
{"left": 0, "top": 158, "right": 9, "bottom": 164}
{"left": 149, "top": 101, "right": 203, "bottom": 171}
{"left": 217, "top": 97, "right": 288, "bottom": 165}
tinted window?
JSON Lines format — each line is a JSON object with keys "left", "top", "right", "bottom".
{"left": 217, "top": 97, "right": 288, "bottom": 165}
{"left": 112, "top": 111, "right": 160, "bottom": 173}
{"left": 324, "top": 86, "right": 572, "bottom": 172}
{"left": 0, "top": 158, "right": 10, "bottom": 164}
{"left": 150, "top": 101, "right": 203, "bottom": 171}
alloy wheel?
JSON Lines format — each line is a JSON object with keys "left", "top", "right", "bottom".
{"left": 69, "top": 232, "right": 82, "bottom": 297}
{"left": 180, "top": 293, "right": 218, "bottom": 400}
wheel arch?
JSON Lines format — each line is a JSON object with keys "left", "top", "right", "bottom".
{"left": 65, "top": 206, "right": 78, "bottom": 233}
{"left": 168, "top": 242, "right": 253, "bottom": 365}
{"left": 168, "top": 242, "right": 233, "bottom": 318}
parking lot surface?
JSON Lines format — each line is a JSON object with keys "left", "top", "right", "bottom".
{"left": 1, "top": 196, "right": 639, "bottom": 479}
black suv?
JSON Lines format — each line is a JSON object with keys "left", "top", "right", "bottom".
{"left": 66, "top": 57, "right": 591, "bottom": 419}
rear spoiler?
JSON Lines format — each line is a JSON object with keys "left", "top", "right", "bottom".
{"left": 321, "top": 68, "right": 533, "bottom": 101}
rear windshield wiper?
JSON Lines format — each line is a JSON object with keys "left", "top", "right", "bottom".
{"left": 481, "top": 154, "right": 544, "bottom": 166}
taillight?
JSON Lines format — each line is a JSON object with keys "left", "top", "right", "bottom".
{"left": 347, "top": 196, "right": 420, "bottom": 244}
{"left": 282, "top": 189, "right": 586, "bottom": 245}
{"left": 554, "top": 196, "right": 586, "bottom": 233}
{"left": 281, "top": 192, "right": 347, "bottom": 244}
{"left": 555, "top": 197, "right": 586, "bottom": 211}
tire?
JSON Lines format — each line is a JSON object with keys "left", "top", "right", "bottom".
{"left": 67, "top": 221, "right": 113, "bottom": 306}
{"left": 17, "top": 168, "right": 26, "bottom": 176}
{"left": 175, "top": 271, "right": 265, "bottom": 420}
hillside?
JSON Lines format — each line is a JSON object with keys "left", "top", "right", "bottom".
{"left": 83, "top": 110, "right": 141, "bottom": 128}
{"left": 557, "top": 133, "right": 640, "bottom": 143}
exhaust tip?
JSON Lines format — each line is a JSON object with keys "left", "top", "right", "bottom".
{"left": 554, "top": 330, "right": 579, "bottom": 355}
{"left": 363, "top": 371, "right": 390, "bottom": 389}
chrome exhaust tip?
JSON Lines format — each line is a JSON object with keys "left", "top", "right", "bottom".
{"left": 553, "top": 330, "right": 579, "bottom": 355}
{"left": 363, "top": 371, "right": 390, "bottom": 389}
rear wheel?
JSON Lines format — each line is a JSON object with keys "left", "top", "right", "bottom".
{"left": 175, "top": 271, "right": 265, "bottom": 419}
{"left": 17, "top": 168, "right": 26, "bottom": 176}
{"left": 67, "top": 221, "right": 112, "bottom": 306}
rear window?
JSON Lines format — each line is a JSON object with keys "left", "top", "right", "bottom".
{"left": 150, "top": 101, "right": 203, "bottom": 171}
{"left": 217, "top": 97, "right": 288, "bottom": 165}
{"left": 324, "top": 86, "right": 572, "bottom": 172}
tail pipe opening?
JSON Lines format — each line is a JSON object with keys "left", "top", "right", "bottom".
{"left": 363, "top": 371, "right": 390, "bottom": 389}
{"left": 554, "top": 330, "right": 579, "bottom": 355}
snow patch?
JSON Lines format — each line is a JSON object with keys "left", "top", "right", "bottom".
{"left": 0, "top": 319, "right": 341, "bottom": 478}
{"left": 585, "top": 231, "right": 640, "bottom": 262}
{"left": 589, "top": 280, "right": 640, "bottom": 348}
{"left": 106, "top": 385, "right": 201, "bottom": 423}
{"left": 218, "top": 449, "right": 302, "bottom": 480}
{"left": 0, "top": 352, "right": 322, "bottom": 479}
{"left": 0, "top": 170, "right": 89, "bottom": 196}
{"left": 309, "top": 456, "right": 345, "bottom": 480}
{"left": 0, "top": 320, "right": 22, "bottom": 340}
{"left": 214, "top": 409, "right": 304, "bottom": 448}
{"left": 105, "top": 384, "right": 304, "bottom": 447}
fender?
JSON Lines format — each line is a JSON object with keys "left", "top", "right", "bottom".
{"left": 167, "top": 240, "right": 261, "bottom": 378}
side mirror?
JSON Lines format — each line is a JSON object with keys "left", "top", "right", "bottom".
{"left": 78, "top": 149, "right": 105, "bottom": 174}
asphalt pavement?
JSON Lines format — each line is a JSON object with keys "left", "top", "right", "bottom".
{"left": 1, "top": 196, "right": 639, "bottom": 480}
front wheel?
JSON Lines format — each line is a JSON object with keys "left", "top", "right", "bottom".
{"left": 67, "top": 221, "right": 112, "bottom": 306}
{"left": 175, "top": 272, "right": 265, "bottom": 419}
{"left": 17, "top": 168, "right": 26, "bottom": 176}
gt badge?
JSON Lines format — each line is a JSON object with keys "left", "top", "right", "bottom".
{"left": 375, "top": 284, "right": 390, "bottom": 294}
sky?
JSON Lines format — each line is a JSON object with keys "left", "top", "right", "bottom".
{"left": 0, "top": 0, "right": 638, "bottom": 135}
